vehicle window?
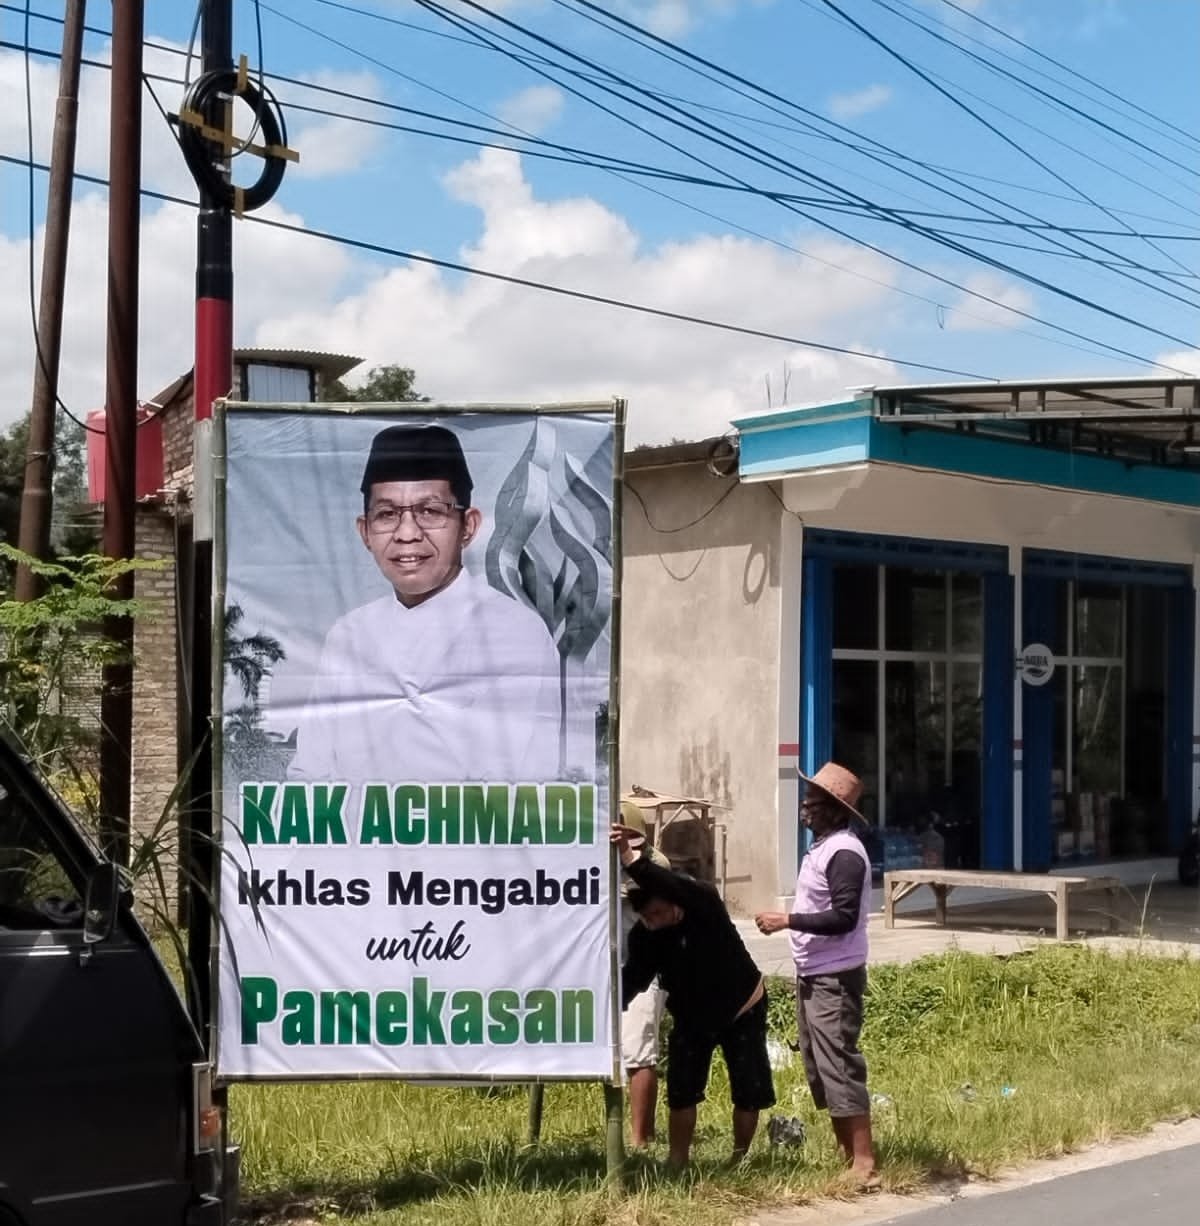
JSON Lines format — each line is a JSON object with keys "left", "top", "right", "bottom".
{"left": 0, "top": 783, "right": 83, "bottom": 930}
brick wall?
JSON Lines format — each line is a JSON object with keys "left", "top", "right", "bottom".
{"left": 132, "top": 510, "right": 180, "bottom": 842}
{"left": 162, "top": 387, "right": 195, "bottom": 493}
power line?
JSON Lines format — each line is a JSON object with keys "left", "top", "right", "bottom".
{"left": 871, "top": 0, "right": 1200, "bottom": 182}
{"left": 141, "top": 41, "right": 1195, "bottom": 361}
{"left": 409, "top": 0, "right": 1200, "bottom": 356}
{"left": 544, "top": 0, "right": 1200, "bottom": 319}
{"left": 22, "top": 21, "right": 1200, "bottom": 254}
{"left": 273, "top": 93, "right": 1200, "bottom": 271}
{"left": 625, "top": 477, "right": 738, "bottom": 534}
{"left": 789, "top": 0, "right": 1200, "bottom": 230}
{"left": 857, "top": 0, "right": 1199, "bottom": 282}
{"left": 814, "top": 0, "right": 1200, "bottom": 299}
{"left": 935, "top": 0, "right": 1200, "bottom": 154}
{"left": 7, "top": 13, "right": 1191, "bottom": 377}
{"left": 11, "top": 0, "right": 1199, "bottom": 239}
{"left": 259, "top": 8, "right": 1176, "bottom": 360}
{"left": 13, "top": 21, "right": 1200, "bottom": 317}
{"left": 7, "top": 28, "right": 1126, "bottom": 366}
{"left": 290, "top": 0, "right": 1200, "bottom": 235}
{"left": 893, "top": 0, "right": 1200, "bottom": 158}
{"left": 555, "top": 0, "right": 1200, "bottom": 264}
{"left": 1, "top": 151, "right": 1007, "bottom": 382}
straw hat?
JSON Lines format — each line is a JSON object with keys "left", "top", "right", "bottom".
{"left": 619, "top": 799, "right": 649, "bottom": 836}
{"left": 618, "top": 799, "right": 670, "bottom": 878}
{"left": 802, "top": 762, "right": 867, "bottom": 824}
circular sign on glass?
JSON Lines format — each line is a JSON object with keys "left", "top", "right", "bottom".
{"left": 1018, "top": 643, "right": 1055, "bottom": 686}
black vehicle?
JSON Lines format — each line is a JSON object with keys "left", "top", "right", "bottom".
{"left": 0, "top": 735, "right": 235, "bottom": 1225}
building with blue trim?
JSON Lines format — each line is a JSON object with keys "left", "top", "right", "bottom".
{"left": 621, "top": 377, "right": 1200, "bottom": 912}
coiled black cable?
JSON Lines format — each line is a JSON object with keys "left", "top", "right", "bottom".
{"left": 176, "top": 68, "right": 289, "bottom": 212}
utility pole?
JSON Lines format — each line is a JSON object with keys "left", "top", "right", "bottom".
{"left": 15, "top": 0, "right": 86, "bottom": 602}
{"left": 98, "top": 0, "right": 143, "bottom": 865}
{"left": 185, "top": 0, "right": 234, "bottom": 1036}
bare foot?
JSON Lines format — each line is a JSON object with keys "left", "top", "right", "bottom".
{"left": 849, "top": 1162, "right": 881, "bottom": 1192}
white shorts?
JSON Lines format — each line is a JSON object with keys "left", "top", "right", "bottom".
{"left": 621, "top": 981, "right": 665, "bottom": 1070}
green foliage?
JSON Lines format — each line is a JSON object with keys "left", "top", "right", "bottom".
{"left": 0, "top": 545, "right": 162, "bottom": 804}
{"left": 322, "top": 364, "right": 429, "bottom": 404}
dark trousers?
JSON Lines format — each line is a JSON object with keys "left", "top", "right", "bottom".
{"left": 796, "top": 965, "right": 870, "bottom": 1117}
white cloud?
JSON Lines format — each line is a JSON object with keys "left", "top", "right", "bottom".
{"left": 497, "top": 85, "right": 565, "bottom": 135}
{"left": 255, "top": 148, "right": 901, "bottom": 445}
{"left": 0, "top": 38, "right": 198, "bottom": 200}
{"left": 1156, "top": 349, "right": 1200, "bottom": 376}
{"left": 944, "top": 272, "right": 1035, "bottom": 331}
{"left": 0, "top": 192, "right": 352, "bottom": 427}
{"left": 2, "top": 79, "right": 908, "bottom": 448}
{"left": 0, "top": 39, "right": 382, "bottom": 425}
{"left": 827, "top": 84, "right": 893, "bottom": 122}
{"left": 272, "top": 68, "right": 388, "bottom": 180}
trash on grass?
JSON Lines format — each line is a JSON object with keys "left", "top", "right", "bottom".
{"left": 767, "top": 1115, "right": 807, "bottom": 1148}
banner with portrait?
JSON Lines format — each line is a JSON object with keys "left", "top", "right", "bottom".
{"left": 213, "top": 402, "right": 621, "bottom": 1080}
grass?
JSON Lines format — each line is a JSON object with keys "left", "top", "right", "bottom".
{"left": 226, "top": 945, "right": 1200, "bottom": 1225}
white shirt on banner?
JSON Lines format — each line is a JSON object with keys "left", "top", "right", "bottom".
{"left": 288, "top": 570, "right": 562, "bottom": 784}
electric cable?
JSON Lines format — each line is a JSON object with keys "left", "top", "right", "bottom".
{"left": 4, "top": 151, "right": 1008, "bottom": 382}
{"left": 409, "top": 0, "right": 1200, "bottom": 352}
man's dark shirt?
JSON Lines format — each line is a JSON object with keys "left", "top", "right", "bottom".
{"left": 786, "top": 847, "right": 867, "bottom": 936}
{"left": 621, "top": 854, "right": 763, "bottom": 1034}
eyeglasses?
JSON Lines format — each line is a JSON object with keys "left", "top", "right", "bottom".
{"left": 366, "top": 500, "right": 463, "bottom": 533}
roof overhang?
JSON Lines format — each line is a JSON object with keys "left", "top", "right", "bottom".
{"left": 869, "top": 375, "right": 1200, "bottom": 467}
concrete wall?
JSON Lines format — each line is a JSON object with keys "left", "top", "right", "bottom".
{"left": 780, "top": 462, "right": 1200, "bottom": 564}
{"left": 619, "top": 456, "right": 1200, "bottom": 915}
{"left": 620, "top": 460, "right": 789, "bottom": 914}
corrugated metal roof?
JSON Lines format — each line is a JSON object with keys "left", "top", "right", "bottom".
{"left": 234, "top": 347, "right": 363, "bottom": 381}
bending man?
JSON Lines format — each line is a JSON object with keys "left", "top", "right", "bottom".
{"left": 614, "top": 821, "right": 774, "bottom": 1168}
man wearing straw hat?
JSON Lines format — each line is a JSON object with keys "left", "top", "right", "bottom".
{"left": 755, "top": 762, "right": 878, "bottom": 1187}
{"left": 618, "top": 800, "right": 671, "bottom": 1148}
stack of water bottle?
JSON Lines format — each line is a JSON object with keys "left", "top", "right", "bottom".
{"left": 881, "top": 828, "right": 924, "bottom": 871}
{"left": 882, "top": 825, "right": 945, "bottom": 870}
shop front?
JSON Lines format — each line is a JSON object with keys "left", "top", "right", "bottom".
{"left": 735, "top": 377, "right": 1200, "bottom": 889}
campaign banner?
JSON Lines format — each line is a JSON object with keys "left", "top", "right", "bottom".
{"left": 214, "top": 403, "right": 619, "bottom": 1080}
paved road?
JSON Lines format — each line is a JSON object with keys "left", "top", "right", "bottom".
{"left": 875, "top": 1143, "right": 1200, "bottom": 1225}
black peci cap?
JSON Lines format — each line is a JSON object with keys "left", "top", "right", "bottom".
{"left": 359, "top": 424, "right": 473, "bottom": 508}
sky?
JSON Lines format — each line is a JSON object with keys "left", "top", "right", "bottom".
{"left": 1, "top": 0, "right": 1199, "bottom": 446}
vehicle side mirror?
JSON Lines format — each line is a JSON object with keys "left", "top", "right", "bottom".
{"left": 83, "top": 861, "right": 121, "bottom": 947}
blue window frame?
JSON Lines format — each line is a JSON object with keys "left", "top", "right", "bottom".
{"left": 801, "top": 530, "right": 1012, "bottom": 872}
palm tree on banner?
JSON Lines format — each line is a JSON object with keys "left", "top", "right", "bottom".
{"left": 224, "top": 604, "right": 285, "bottom": 711}
{"left": 222, "top": 605, "right": 286, "bottom": 773}
{"left": 486, "top": 418, "right": 612, "bottom": 777}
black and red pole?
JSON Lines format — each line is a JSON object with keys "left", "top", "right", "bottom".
{"left": 185, "top": 0, "right": 232, "bottom": 1040}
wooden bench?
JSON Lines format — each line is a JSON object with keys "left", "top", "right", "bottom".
{"left": 882, "top": 869, "right": 1122, "bottom": 942}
